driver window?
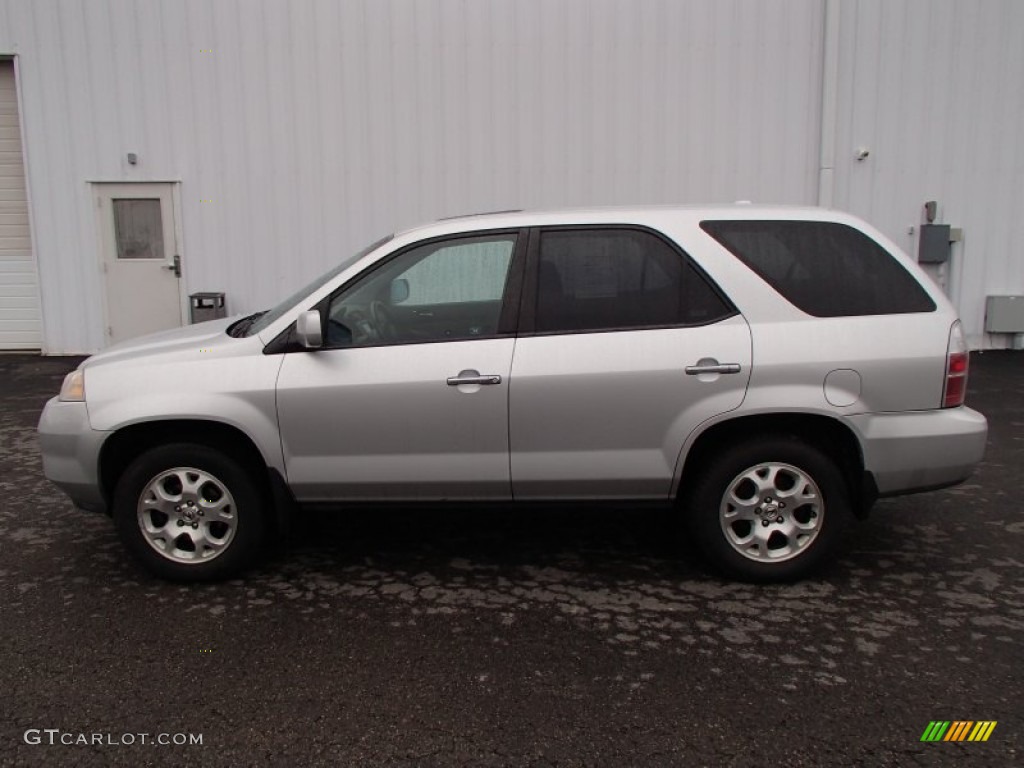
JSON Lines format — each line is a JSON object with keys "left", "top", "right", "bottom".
{"left": 326, "top": 234, "right": 516, "bottom": 348}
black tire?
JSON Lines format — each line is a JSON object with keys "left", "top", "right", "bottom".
{"left": 685, "top": 436, "right": 851, "bottom": 582}
{"left": 112, "top": 443, "right": 268, "bottom": 582}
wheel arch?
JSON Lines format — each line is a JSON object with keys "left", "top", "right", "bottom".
{"left": 676, "top": 412, "right": 875, "bottom": 517}
{"left": 98, "top": 419, "right": 274, "bottom": 511}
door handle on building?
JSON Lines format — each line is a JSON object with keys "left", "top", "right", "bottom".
{"left": 163, "top": 254, "right": 181, "bottom": 278}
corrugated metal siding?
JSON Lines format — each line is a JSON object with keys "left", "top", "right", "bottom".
{"left": 0, "top": 0, "right": 823, "bottom": 353}
{"left": 831, "top": 0, "right": 1024, "bottom": 348}
{"left": 0, "top": 59, "right": 41, "bottom": 349}
{"left": 0, "top": 0, "right": 1019, "bottom": 352}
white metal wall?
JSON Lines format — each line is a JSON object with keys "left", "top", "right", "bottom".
{"left": 0, "top": 0, "right": 1019, "bottom": 353}
{"left": 0, "top": 0, "right": 824, "bottom": 353}
{"left": 830, "top": 0, "right": 1024, "bottom": 349}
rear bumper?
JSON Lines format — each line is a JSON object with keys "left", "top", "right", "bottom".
{"left": 845, "top": 406, "right": 988, "bottom": 496}
{"left": 37, "top": 397, "right": 110, "bottom": 512}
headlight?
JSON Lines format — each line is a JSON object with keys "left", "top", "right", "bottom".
{"left": 59, "top": 370, "right": 85, "bottom": 402}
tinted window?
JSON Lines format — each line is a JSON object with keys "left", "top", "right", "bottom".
{"left": 535, "top": 229, "right": 733, "bottom": 333}
{"left": 700, "top": 220, "right": 936, "bottom": 317}
{"left": 326, "top": 234, "right": 515, "bottom": 348}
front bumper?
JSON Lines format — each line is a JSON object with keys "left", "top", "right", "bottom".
{"left": 37, "top": 397, "right": 110, "bottom": 512}
{"left": 846, "top": 406, "right": 988, "bottom": 496}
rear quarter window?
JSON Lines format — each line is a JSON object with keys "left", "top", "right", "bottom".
{"left": 700, "top": 220, "right": 936, "bottom": 317}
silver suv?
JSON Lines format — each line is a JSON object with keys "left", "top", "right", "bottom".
{"left": 38, "top": 206, "right": 988, "bottom": 582}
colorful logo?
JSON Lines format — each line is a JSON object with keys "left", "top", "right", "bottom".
{"left": 921, "top": 721, "right": 997, "bottom": 742}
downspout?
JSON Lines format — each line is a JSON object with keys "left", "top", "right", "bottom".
{"left": 817, "top": 0, "right": 840, "bottom": 208}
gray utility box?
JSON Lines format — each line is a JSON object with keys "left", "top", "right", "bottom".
{"left": 189, "top": 292, "right": 226, "bottom": 323}
{"left": 984, "top": 295, "right": 1024, "bottom": 333}
{"left": 918, "top": 224, "right": 951, "bottom": 264}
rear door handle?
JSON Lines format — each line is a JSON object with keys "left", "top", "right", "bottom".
{"left": 685, "top": 362, "right": 742, "bottom": 375}
{"left": 446, "top": 369, "right": 502, "bottom": 386}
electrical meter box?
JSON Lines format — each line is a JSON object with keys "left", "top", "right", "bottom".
{"left": 918, "top": 224, "right": 951, "bottom": 264}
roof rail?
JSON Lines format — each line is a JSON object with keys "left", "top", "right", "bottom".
{"left": 436, "top": 209, "right": 522, "bottom": 221}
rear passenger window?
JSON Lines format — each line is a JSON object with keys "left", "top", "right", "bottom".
{"left": 535, "top": 228, "right": 734, "bottom": 333}
{"left": 700, "top": 220, "right": 936, "bottom": 317}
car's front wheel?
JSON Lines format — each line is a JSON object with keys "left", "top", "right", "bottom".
{"left": 686, "top": 437, "right": 851, "bottom": 582}
{"left": 112, "top": 443, "right": 267, "bottom": 581}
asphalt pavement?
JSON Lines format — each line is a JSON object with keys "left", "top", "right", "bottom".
{"left": 0, "top": 351, "right": 1021, "bottom": 767}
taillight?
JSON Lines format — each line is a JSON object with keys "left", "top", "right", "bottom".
{"left": 943, "top": 320, "right": 969, "bottom": 408}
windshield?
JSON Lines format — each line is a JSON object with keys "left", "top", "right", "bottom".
{"left": 242, "top": 234, "right": 394, "bottom": 337}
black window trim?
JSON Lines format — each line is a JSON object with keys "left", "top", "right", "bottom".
{"left": 517, "top": 223, "right": 739, "bottom": 338}
{"left": 263, "top": 227, "right": 529, "bottom": 354}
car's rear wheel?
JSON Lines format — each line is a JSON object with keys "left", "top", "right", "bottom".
{"left": 113, "top": 443, "right": 267, "bottom": 581}
{"left": 686, "top": 436, "right": 851, "bottom": 582}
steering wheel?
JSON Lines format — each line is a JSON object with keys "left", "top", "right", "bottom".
{"left": 369, "top": 300, "right": 398, "bottom": 342}
{"left": 327, "top": 304, "right": 377, "bottom": 346}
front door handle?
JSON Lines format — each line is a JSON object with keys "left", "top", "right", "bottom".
{"left": 446, "top": 369, "right": 502, "bottom": 386}
{"left": 685, "top": 362, "right": 742, "bottom": 375}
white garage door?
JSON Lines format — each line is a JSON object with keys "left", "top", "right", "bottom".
{"left": 0, "top": 61, "right": 41, "bottom": 350}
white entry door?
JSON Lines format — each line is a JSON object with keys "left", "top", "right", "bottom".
{"left": 96, "top": 183, "right": 182, "bottom": 345}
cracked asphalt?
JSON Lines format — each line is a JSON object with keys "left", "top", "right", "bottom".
{"left": 1, "top": 352, "right": 1021, "bottom": 766}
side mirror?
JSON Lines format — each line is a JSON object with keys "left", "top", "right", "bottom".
{"left": 295, "top": 310, "right": 323, "bottom": 349}
{"left": 390, "top": 278, "right": 410, "bottom": 305}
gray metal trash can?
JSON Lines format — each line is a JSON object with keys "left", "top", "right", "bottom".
{"left": 189, "top": 292, "right": 226, "bottom": 323}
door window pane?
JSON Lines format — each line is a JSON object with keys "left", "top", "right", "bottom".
{"left": 327, "top": 234, "right": 516, "bottom": 348}
{"left": 535, "top": 229, "right": 734, "bottom": 333}
{"left": 113, "top": 199, "right": 164, "bottom": 260}
{"left": 399, "top": 240, "right": 513, "bottom": 306}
